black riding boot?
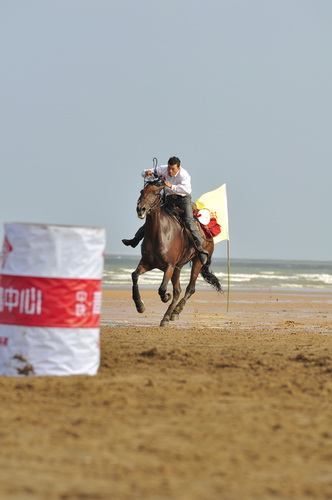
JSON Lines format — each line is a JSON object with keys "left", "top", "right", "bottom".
{"left": 122, "top": 225, "right": 145, "bottom": 248}
{"left": 189, "top": 230, "right": 209, "bottom": 266}
{"left": 195, "top": 243, "right": 209, "bottom": 266}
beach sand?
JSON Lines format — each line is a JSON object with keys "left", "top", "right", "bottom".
{"left": 0, "top": 287, "right": 332, "bottom": 499}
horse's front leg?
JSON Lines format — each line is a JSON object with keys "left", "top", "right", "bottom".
{"left": 172, "top": 258, "right": 202, "bottom": 318}
{"left": 132, "top": 261, "right": 151, "bottom": 313}
{"left": 160, "top": 267, "right": 182, "bottom": 327}
{"left": 158, "top": 265, "right": 175, "bottom": 304}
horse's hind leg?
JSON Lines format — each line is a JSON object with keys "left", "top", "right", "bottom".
{"left": 132, "top": 262, "right": 150, "bottom": 313}
{"left": 160, "top": 267, "right": 182, "bottom": 327}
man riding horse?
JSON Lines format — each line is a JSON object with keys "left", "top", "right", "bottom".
{"left": 122, "top": 156, "right": 209, "bottom": 265}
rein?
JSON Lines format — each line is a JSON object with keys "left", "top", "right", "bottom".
{"left": 139, "top": 175, "right": 167, "bottom": 214}
{"left": 147, "top": 193, "right": 166, "bottom": 213}
{"left": 137, "top": 186, "right": 166, "bottom": 215}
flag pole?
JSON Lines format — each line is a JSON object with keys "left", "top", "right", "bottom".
{"left": 227, "top": 239, "right": 230, "bottom": 312}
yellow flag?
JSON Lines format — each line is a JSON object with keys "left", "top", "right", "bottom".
{"left": 196, "top": 183, "right": 229, "bottom": 243}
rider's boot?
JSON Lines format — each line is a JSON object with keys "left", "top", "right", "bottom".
{"left": 195, "top": 242, "right": 209, "bottom": 266}
{"left": 122, "top": 237, "right": 140, "bottom": 248}
{"left": 122, "top": 225, "right": 145, "bottom": 248}
{"left": 190, "top": 229, "right": 209, "bottom": 265}
{"left": 198, "top": 249, "right": 209, "bottom": 266}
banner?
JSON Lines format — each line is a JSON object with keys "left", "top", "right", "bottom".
{"left": 0, "top": 275, "right": 102, "bottom": 328}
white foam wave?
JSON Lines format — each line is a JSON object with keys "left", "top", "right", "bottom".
{"left": 102, "top": 264, "right": 332, "bottom": 289}
{"left": 298, "top": 273, "right": 332, "bottom": 284}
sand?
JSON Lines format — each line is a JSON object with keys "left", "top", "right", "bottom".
{"left": 0, "top": 286, "right": 332, "bottom": 499}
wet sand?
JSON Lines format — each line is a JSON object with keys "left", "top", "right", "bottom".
{"left": 0, "top": 287, "right": 332, "bottom": 499}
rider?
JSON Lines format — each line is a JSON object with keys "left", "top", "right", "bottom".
{"left": 122, "top": 156, "right": 209, "bottom": 265}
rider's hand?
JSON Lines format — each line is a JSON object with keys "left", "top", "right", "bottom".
{"left": 164, "top": 180, "right": 172, "bottom": 188}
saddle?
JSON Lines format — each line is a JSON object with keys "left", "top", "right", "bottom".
{"left": 164, "top": 199, "right": 197, "bottom": 222}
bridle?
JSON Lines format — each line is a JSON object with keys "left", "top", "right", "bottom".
{"left": 137, "top": 182, "right": 166, "bottom": 215}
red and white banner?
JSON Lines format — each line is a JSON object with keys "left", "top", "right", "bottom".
{"left": 0, "top": 275, "right": 102, "bottom": 328}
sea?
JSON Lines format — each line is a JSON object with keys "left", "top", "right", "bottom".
{"left": 1, "top": 251, "right": 331, "bottom": 291}
{"left": 104, "top": 254, "right": 332, "bottom": 292}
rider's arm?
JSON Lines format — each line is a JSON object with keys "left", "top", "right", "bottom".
{"left": 141, "top": 165, "right": 168, "bottom": 181}
{"left": 141, "top": 169, "right": 155, "bottom": 181}
{"left": 169, "top": 170, "right": 192, "bottom": 196}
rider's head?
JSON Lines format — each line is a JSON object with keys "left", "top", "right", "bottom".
{"left": 167, "top": 156, "right": 181, "bottom": 177}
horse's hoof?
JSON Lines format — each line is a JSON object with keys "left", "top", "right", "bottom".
{"left": 160, "top": 319, "right": 169, "bottom": 327}
{"left": 136, "top": 301, "right": 145, "bottom": 313}
{"left": 170, "top": 314, "right": 179, "bottom": 321}
{"left": 161, "top": 293, "right": 171, "bottom": 303}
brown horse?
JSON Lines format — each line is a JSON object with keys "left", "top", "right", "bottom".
{"left": 131, "top": 179, "right": 222, "bottom": 326}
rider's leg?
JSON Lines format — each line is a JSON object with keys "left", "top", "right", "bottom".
{"left": 122, "top": 224, "right": 145, "bottom": 248}
{"left": 179, "top": 196, "right": 209, "bottom": 265}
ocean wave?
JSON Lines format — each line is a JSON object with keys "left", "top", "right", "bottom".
{"left": 102, "top": 257, "right": 332, "bottom": 289}
{"left": 298, "top": 273, "right": 332, "bottom": 285}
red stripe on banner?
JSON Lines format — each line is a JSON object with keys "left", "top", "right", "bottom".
{"left": 0, "top": 275, "right": 102, "bottom": 328}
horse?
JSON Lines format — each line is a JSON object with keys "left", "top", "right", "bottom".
{"left": 131, "top": 178, "right": 222, "bottom": 326}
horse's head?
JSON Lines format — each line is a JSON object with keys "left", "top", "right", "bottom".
{"left": 137, "top": 181, "right": 164, "bottom": 219}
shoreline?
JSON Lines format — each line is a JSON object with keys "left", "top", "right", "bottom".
{"left": 103, "top": 283, "right": 332, "bottom": 294}
{"left": 101, "top": 286, "right": 332, "bottom": 331}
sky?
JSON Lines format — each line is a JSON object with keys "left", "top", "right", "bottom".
{"left": 1, "top": 0, "right": 331, "bottom": 262}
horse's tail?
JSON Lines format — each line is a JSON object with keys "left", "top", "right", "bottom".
{"left": 200, "top": 259, "right": 223, "bottom": 293}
